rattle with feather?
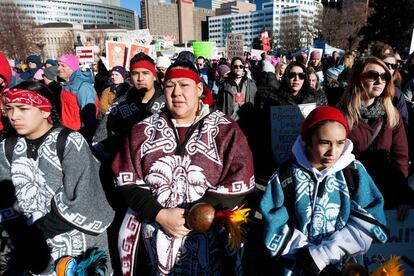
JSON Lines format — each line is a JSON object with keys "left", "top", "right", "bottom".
{"left": 186, "top": 202, "right": 251, "bottom": 249}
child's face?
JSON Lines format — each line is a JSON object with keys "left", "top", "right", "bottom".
{"left": 307, "top": 121, "right": 347, "bottom": 171}
{"left": 4, "top": 103, "right": 50, "bottom": 139}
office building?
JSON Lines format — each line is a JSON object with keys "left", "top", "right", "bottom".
{"left": 6, "top": 0, "right": 137, "bottom": 30}
{"left": 209, "top": 0, "right": 322, "bottom": 47}
{"left": 141, "top": 0, "right": 215, "bottom": 43}
{"left": 216, "top": 1, "right": 256, "bottom": 15}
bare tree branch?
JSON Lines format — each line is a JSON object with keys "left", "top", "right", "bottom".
{"left": 0, "top": 2, "right": 43, "bottom": 61}
{"left": 320, "top": 3, "right": 372, "bottom": 51}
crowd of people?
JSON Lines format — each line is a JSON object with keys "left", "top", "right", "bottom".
{"left": 0, "top": 40, "right": 413, "bottom": 275}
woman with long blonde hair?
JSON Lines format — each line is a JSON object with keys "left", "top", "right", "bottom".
{"left": 338, "top": 57, "right": 412, "bottom": 213}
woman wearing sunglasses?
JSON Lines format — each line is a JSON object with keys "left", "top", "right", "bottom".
{"left": 276, "top": 61, "right": 322, "bottom": 106}
{"left": 338, "top": 57, "right": 412, "bottom": 216}
{"left": 381, "top": 53, "right": 409, "bottom": 128}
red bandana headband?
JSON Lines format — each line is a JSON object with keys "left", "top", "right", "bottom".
{"left": 130, "top": 60, "right": 157, "bottom": 76}
{"left": 164, "top": 68, "right": 201, "bottom": 84}
{"left": 3, "top": 88, "right": 52, "bottom": 113}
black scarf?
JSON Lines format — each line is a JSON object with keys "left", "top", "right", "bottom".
{"left": 359, "top": 100, "right": 385, "bottom": 122}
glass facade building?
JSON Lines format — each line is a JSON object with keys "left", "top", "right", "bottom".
{"left": 11, "top": 0, "right": 137, "bottom": 30}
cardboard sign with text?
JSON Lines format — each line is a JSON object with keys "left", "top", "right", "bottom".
{"left": 76, "top": 46, "right": 95, "bottom": 64}
{"left": 365, "top": 210, "right": 414, "bottom": 274}
{"left": 270, "top": 103, "right": 316, "bottom": 165}
{"left": 226, "top": 33, "right": 244, "bottom": 60}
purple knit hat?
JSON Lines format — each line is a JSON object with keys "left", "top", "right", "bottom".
{"left": 57, "top": 54, "right": 79, "bottom": 72}
{"left": 218, "top": 64, "right": 231, "bottom": 78}
{"left": 111, "top": 66, "right": 128, "bottom": 79}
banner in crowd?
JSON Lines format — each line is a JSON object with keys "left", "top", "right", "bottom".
{"left": 106, "top": 41, "right": 127, "bottom": 69}
{"left": 123, "top": 29, "right": 153, "bottom": 46}
{"left": 192, "top": 41, "right": 214, "bottom": 59}
{"left": 75, "top": 46, "right": 95, "bottom": 64}
{"left": 154, "top": 40, "right": 176, "bottom": 57}
{"left": 152, "top": 34, "right": 177, "bottom": 42}
{"left": 226, "top": 33, "right": 244, "bottom": 61}
{"left": 365, "top": 210, "right": 414, "bottom": 274}
{"left": 270, "top": 103, "right": 316, "bottom": 165}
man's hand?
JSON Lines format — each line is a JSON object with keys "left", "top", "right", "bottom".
{"left": 155, "top": 208, "right": 190, "bottom": 238}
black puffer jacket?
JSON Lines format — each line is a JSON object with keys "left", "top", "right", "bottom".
{"left": 92, "top": 85, "right": 165, "bottom": 159}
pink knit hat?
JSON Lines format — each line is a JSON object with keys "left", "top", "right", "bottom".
{"left": 57, "top": 54, "right": 79, "bottom": 72}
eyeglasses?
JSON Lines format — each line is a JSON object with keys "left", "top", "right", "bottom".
{"left": 383, "top": 62, "right": 398, "bottom": 70}
{"left": 287, "top": 72, "right": 306, "bottom": 80}
{"left": 232, "top": 65, "right": 244, "bottom": 69}
{"left": 362, "top": 70, "right": 391, "bottom": 83}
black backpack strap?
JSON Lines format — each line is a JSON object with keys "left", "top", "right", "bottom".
{"left": 342, "top": 161, "right": 360, "bottom": 198}
{"left": 277, "top": 160, "right": 296, "bottom": 226}
{"left": 278, "top": 159, "right": 294, "bottom": 189}
{"left": 56, "top": 128, "right": 73, "bottom": 164}
{"left": 5, "top": 134, "right": 18, "bottom": 165}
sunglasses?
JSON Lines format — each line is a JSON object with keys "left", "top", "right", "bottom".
{"left": 232, "top": 65, "right": 244, "bottom": 69}
{"left": 362, "top": 70, "right": 391, "bottom": 83}
{"left": 383, "top": 62, "right": 398, "bottom": 70}
{"left": 287, "top": 72, "right": 306, "bottom": 80}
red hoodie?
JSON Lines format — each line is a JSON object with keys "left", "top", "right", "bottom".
{"left": 0, "top": 52, "right": 12, "bottom": 131}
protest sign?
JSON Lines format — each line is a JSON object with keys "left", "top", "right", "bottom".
{"left": 125, "top": 43, "right": 152, "bottom": 70}
{"left": 226, "top": 33, "right": 244, "bottom": 60}
{"left": 307, "top": 47, "right": 324, "bottom": 66}
{"left": 260, "top": 31, "right": 271, "bottom": 52}
{"left": 154, "top": 40, "right": 176, "bottom": 57}
{"left": 152, "top": 34, "right": 177, "bottom": 42}
{"left": 76, "top": 46, "right": 95, "bottom": 64}
{"left": 124, "top": 29, "right": 153, "bottom": 46}
{"left": 270, "top": 103, "right": 316, "bottom": 164}
{"left": 365, "top": 210, "right": 414, "bottom": 274}
{"left": 410, "top": 28, "right": 414, "bottom": 55}
{"left": 106, "top": 41, "right": 127, "bottom": 69}
{"left": 192, "top": 41, "right": 214, "bottom": 59}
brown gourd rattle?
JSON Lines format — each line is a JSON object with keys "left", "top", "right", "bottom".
{"left": 186, "top": 202, "right": 251, "bottom": 249}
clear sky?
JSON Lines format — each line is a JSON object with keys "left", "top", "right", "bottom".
{"left": 120, "top": 0, "right": 172, "bottom": 16}
{"left": 120, "top": 0, "right": 141, "bottom": 15}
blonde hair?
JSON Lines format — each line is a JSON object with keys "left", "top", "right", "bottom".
{"left": 342, "top": 54, "right": 354, "bottom": 69}
{"left": 339, "top": 57, "right": 399, "bottom": 129}
{"left": 275, "top": 61, "right": 287, "bottom": 79}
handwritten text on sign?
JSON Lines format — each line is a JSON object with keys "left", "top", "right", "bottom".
{"left": 226, "top": 33, "right": 244, "bottom": 61}
{"left": 270, "top": 103, "right": 316, "bottom": 165}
